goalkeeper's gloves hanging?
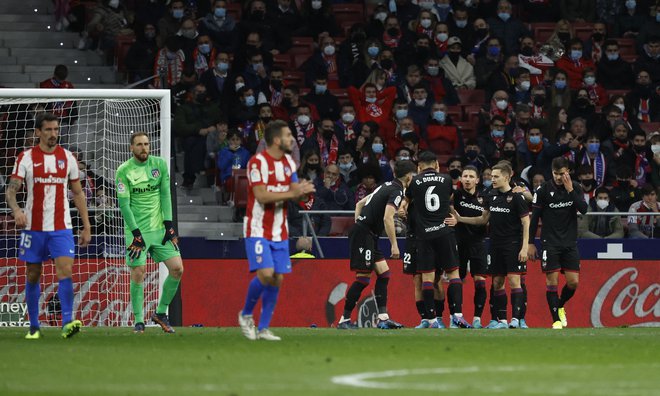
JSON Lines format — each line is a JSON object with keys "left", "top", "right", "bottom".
{"left": 162, "top": 220, "right": 180, "bottom": 251}
{"left": 128, "top": 229, "right": 146, "bottom": 260}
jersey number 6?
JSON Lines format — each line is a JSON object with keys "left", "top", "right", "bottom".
{"left": 255, "top": 240, "right": 264, "bottom": 255}
{"left": 425, "top": 186, "right": 440, "bottom": 212}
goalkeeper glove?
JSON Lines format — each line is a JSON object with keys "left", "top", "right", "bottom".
{"left": 128, "top": 229, "right": 146, "bottom": 260}
{"left": 162, "top": 220, "right": 179, "bottom": 251}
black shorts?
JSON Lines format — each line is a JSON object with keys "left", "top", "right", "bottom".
{"left": 349, "top": 223, "right": 384, "bottom": 272}
{"left": 416, "top": 233, "right": 459, "bottom": 274}
{"left": 403, "top": 235, "right": 418, "bottom": 275}
{"left": 489, "top": 242, "right": 527, "bottom": 276}
{"left": 541, "top": 245, "right": 580, "bottom": 273}
{"left": 458, "top": 239, "right": 488, "bottom": 279}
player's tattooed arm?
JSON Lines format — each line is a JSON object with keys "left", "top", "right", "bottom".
{"left": 6, "top": 178, "right": 22, "bottom": 212}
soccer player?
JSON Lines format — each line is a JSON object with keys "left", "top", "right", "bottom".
{"left": 405, "top": 151, "right": 471, "bottom": 329}
{"left": 116, "top": 132, "right": 182, "bottom": 334}
{"left": 238, "top": 120, "right": 315, "bottom": 341}
{"left": 453, "top": 165, "right": 489, "bottom": 328}
{"left": 452, "top": 162, "right": 530, "bottom": 329}
{"left": 528, "top": 157, "right": 587, "bottom": 329}
{"left": 6, "top": 112, "right": 91, "bottom": 339}
{"left": 337, "top": 160, "right": 417, "bottom": 330}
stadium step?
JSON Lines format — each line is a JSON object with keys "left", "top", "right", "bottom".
{"left": 3, "top": 36, "right": 79, "bottom": 49}
{"left": 178, "top": 205, "right": 234, "bottom": 221}
{"left": 0, "top": 22, "right": 56, "bottom": 31}
{"left": 0, "top": 14, "right": 53, "bottom": 23}
{"left": 0, "top": 70, "right": 118, "bottom": 85}
{"left": 178, "top": 221, "right": 243, "bottom": 239}
{"left": 4, "top": 0, "right": 54, "bottom": 14}
{"left": 0, "top": 31, "right": 80, "bottom": 42}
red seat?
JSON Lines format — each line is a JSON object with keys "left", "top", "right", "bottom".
{"left": 618, "top": 38, "right": 636, "bottom": 57}
{"left": 293, "top": 53, "right": 309, "bottom": 69}
{"left": 641, "top": 122, "right": 660, "bottom": 135}
{"left": 574, "top": 26, "right": 593, "bottom": 42}
{"left": 289, "top": 37, "right": 314, "bottom": 55}
{"left": 446, "top": 105, "right": 463, "bottom": 122}
{"left": 463, "top": 105, "right": 482, "bottom": 124}
{"left": 607, "top": 89, "right": 629, "bottom": 99}
{"left": 329, "top": 88, "right": 348, "bottom": 101}
{"left": 226, "top": 3, "right": 241, "bottom": 20}
{"left": 114, "top": 34, "right": 136, "bottom": 73}
{"left": 331, "top": 3, "right": 365, "bottom": 26}
{"left": 329, "top": 216, "right": 354, "bottom": 236}
{"left": 457, "top": 89, "right": 485, "bottom": 105}
{"left": 273, "top": 53, "right": 292, "bottom": 69}
{"left": 454, "top": 121, "right": 477, "bottom": 140}
{"left": 428, "top": 139, "right": 455, "bottom": 155}
{"left": 621, "top": 54, "right": 637, "bottom": 63}
{"left": 231, "top": 169, "right": 248, "bottom": 209}
{"left": 283, "top": 71, "right": 305, "bottom": 86}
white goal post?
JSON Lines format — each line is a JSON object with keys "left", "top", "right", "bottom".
{"left": 0, "top": 88, "right": 171, "bottom": 327}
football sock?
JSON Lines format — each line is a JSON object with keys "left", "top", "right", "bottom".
{"left": 342, "top": 277, "right": 369, "bottom": 320}
{"left": 447, "top": 278, "right": 463, "bottom": 315}
{"left": 474, "top": 280, "right": 486, "bottom": 318}
{"left": 58, "top": 277, "right": 74, "bottom": 325}
{"left": 25, "top": 280, "right": 40, "bottom": 329}
{"left": 434, "top": 299, "right": 445, "bottom": 318}
{"left": 494, "top": 289, "right": 507, "bottom": 322}
{"left": 546, "top": 285, "right": 560, "bottom": 322}
{"left": 156, "top": 275, "right": 180, "bottom": 315}
{"left": 374, "top": 271, "right": 390, "bottom": 314}
{"left": 511, "top": 287, "right": 524, "bottom": 320}
{"left": 422, "top": 282, "right": 435, "bottom": 319}
{"left": 130, "top": 280, "right": 144, "bottom": 324}
{"left": 489, "top": 284, "right": 496, "bottom": 321}
{"left": 415, "top": 300, "right": 425, "bottom": 319}
{"left": 520, "top": 278, "right": 528, "bottom": 319}
{"left": 258, "top": 284, "right": 280, "bottom": 331}
{"left": 559, "top": 284, "right": 576, "bottom": 308}
{"left": 242, "top": 277, "right": 266, "bottom": 316}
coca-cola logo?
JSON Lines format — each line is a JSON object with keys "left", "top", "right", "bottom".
{"left": 591, "top": 267, "right": 660, "bottom": 327}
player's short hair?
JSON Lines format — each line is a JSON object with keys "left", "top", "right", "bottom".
{"left": 418, "top": 150, "right": 437, "bottom": 164}
{"left": 35, "top": 112, "right": 59, "bottom": 129}
{"left": 394, "top": 160, "right": 417, "bottom": 179}
{"left": 462, "top": 165, "right": 479, "bottom": 177}
{"left": 130, "top": 131, "right": 149, "bottom": 145}
{"left": 551, "top": 157, "right": 571, "bottom": 171}
{"left": 265, "top": 120, "right": 289, "bottom": 146}
{"left": 492, "top": 161, "right": 512, "bottom": 177}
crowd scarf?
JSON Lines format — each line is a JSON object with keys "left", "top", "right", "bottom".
{"left": 530, "top": 103, "right": 546, "bottom": 119}
{"left": 471, "top": 33, "right": 490, "bottom": 56}
{"left": 634, "top": 151, "right": 650, "bottom": 187}
{"left": 489, "top": 101, "right": 512, "bottom": 124}
{"left": 433, "top": 36, "right": 448, "bottom": 54}
{"left": 582, "top": 151, "right": 607, "bottom": 187}
{"left": 322, "top": 52, "right": 337, "bottom": 74}
{"left": 591, "top": 40, "right": 602, "bottom": 62}
{"left": 154, "top": 48, "right": 183, "bottom": 88}
{"left": 269, "top": 86, "right": 283, "bottom": 107}
{"left": 335, "top": 119, "right": 356, "bottom": 141}
{"left": 526, "top": 138, "right": 543, "bottom": 154}
{"left": 400, "top": 84, "right": 413, "bottom": 103}
{"left": 384, "top": 67, "right": 397, "bottom": 84}
{"left": 193, "top": 47, "right": 217, "bottom": 76}
{"left": 585, "top": 83, "right": 602, "bottom": 106}
{"left": 638, "top": 98, "right": 651, "bottom": 123}
{"left": 492, "top": 135, "right": 505, "bottom": 158}
{"left": 318, "top": 133, "right": 339, "bottom": 165}
{"left": 511, "top": 123, "right": 527, "bottom": 145}
{"left": 298, "top": 193, "right": 315, "bottom": 210}
{"left": 416, "top": 24, "right": 434, "bottom": 40}
{"left": 382, "top": 30, "right": 402, "bottom": 48}
{"left": 612, "top": 138, "right": 629, "bottom": 155}
{"left": 356, "top": 183, "right": 376, "bottom": 202}
{"left": 294, "top": 119, "right": 315, "bottom": 147}
{"left": 563, "top": 146, "right": 577, "bottom": 163}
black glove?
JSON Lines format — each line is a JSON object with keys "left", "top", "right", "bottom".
{"left": 162, "top": 220, "right": 179, "bottom": 251}
{"left": 128, "top": 229, "right": 146, "bottom": 260}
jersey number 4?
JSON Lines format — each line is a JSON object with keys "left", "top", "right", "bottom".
{"left": 425, "top": 186, "right": 440, "bottom": 212}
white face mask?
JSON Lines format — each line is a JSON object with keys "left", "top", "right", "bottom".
{"left": 420, "top": 18, "right": 432, "bottom": 29}
{"left": 323, "top": 45, "right": 335, "bottom": 56}
{"left": 496, "top": 99, "right": 508, "bottom": 110}
{"left": 596, "top": 199, "right": 609, "bottom": 210}
{"left": 109, "top": 0, "right": 120, "bottom": 8}
{"left": 651, "top": 144, "right": 660, "bottom": 154}
{"left": 375, "top": 12, "right": 387, "bottom": 22}
{"left": 342, "top": 112, "right": 355, "bottom": 123}
{"left": 311, "top": 0, "right": 323, "bottom": 10}
{"left": 297, "top": 114, "right": 311, "bottom": 125}
{"left": 427, "top": 66, "right": 439, "bottom": 76}
{"left": 519, "top": 80, "right": 531, "bottom": 91}
{"left": 614, "top": 103, "right": 625, "bottom": 112}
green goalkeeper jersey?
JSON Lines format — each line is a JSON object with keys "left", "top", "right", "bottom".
{"left": 116, "top": 156, "right": 172, "bottom": 233}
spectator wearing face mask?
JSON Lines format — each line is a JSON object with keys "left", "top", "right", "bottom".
{"left": 598, "top": 40, "right": 634, "bottom": 90}
{"left": 627, "top": 184, "right": 660, "bottom": 238}
{"left": 516, "top": 124, "right": 548, "bottom": 173}
{"left": 626, "top": 69, "right": 660, "bottom": 123}
{"left": 603, "top": 120, "right": 636, "bottom": 172}
{"left": 518, "top": 35, "right": 554, "bottom": 87}
{"left": 336, "top": 149, "right": 359, "bottom": 188}
{"left": 440, "top": 36, "right": 476, "bottom": 89}
{"left": 478, "top": 115, "right": 508, "bottom": 164}
{"left": 487, "top": 55, "right": 520, "bottom": 99}
{"left": 365, "top": 135, "right": 394, "bottom": 182}
{"left": 200, "top": 51, "right": 233, "bottom": 109}
{"left": 423, "top": 56, "right": 460, "bottom": 106}
{"left": 462, "top": 139, "right": 490, "bottom": 171}
{"left": 528, "top": 85, "right": 548, "bottom": 120}
{"left": 581, "top": 67, "right": 608, "bottom": 107}
{"left": 511, "top": 67, "right": 532, "bottom": 105}
{"left": 303, "top": 74, "right": 341, "bottom": 121}
{"left": 176, "top": 18, "right": 200, "bottom": 65}
{"left": 630, "top": 130, "right": 652, "bottom": 188}
{"left": 192, "top": 34, "right": 216, "bottom": 77}
{"left": 568, "top": 88, "right": 597, "bottom": 124}
{"left": 153, "top": 37, "right": 186, "bottom": 89}
{"left": 425, "top": 102, "right": 463, "bottom": 155}
{"left": 157, "top": 0, "right": 186, "bottom": 48}
{"left": 198, "top": 0, "right": 239, "bottom": 53}
{"left": 335, "top": 104, "right": 361, "bottom": 148}
{"left": 577, "top": 134, "right": 615, "bottom": 188}
{"left": 302, "top": 117, "right": 344, "bottom": 167}
{"left": 315, "top": 164, "right": 355, "bottom": 211}
{"left": 547, "top": 69, "right": 572, "bottom": 109}
{"left": 556, "top": 39, "right": 596, "bottom": 91}
{"left": 575, "top": 164, "right": 598, "bottom": 203}
{"left": 217, "top": 130, "right": 250, "bottom": 190}
{"left": 486, "top": 0, "right": 531, "bottom": 55}
{"left": 237, "top": 0, "right": 277, "bottom": 54}
{"left": 407, "top": 84, "right": 434, "bottom": 131}
{"left": 297, "top": 0, "right": 339, "bottom": 39}
{"left": 290, "top": 104, "right": 316, "bottom": 147}
{"left": 504, "top": 103, "right": 532, "bottom": 146}
{"left": 446, "top": 156, "right": 464, "bottom": 189}
{"left": 578, "top": 187, "right": 624, "bottom": 239}
{"left": 231, "top": 86, "right": 260, "bottom": 127}
{"left": 610, "top": 166, "right": 643, "bottom": 212}
{"left": 303, "top": 35, "right": 339, "bottom": 88}
{"left": 583, "top": 22, "right": 608, "bottom": 63}
{"left": 474, "top": 36, "right": 504, "bottom": 89}
{"left": 478, "top": 90, "right": 512, "bottom": 134}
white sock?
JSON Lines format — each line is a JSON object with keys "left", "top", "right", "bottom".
{"left": 377, "top": 313, "right": 389, "bottom": 321}
{"left": 454, "top": 313, "right": 463, "bottom": 318}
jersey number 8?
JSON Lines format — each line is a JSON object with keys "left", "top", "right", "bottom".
{"left": 364, "top": 249, "right": 372, "bottom": 261}
{"left": 425, "top": 186, "right": 440, "bottom": 211}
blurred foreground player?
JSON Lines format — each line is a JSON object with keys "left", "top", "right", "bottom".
{"left": 239, "top": 121, "right": 315, "bottom": 341}
{"left": 528, "top": 157, "right": 587, "bottom": 329}
{"left": 7, "top": 112, "right": 91, "bottom": 339}
{"left": 116, "top": 132, "right": 183, "bottom": 334}
{"left": 337, "top": 160, "right": 417, "bottom": 330}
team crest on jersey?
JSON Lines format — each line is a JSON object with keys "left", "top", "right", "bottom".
{"left": 477, "top": 197, "right": 483, "bottom": 204}
{"left": 151, "top": 169, "right": 160, "bottom": 178}
{"left": 507, "top": 195, "right": 513, "bottom": 203}
{"left": 57, "top": 159, "right": 65, "bottom": 169}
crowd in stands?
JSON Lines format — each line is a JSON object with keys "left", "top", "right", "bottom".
{"left": 2, "top": 0, "right": 660, "bottom": 239}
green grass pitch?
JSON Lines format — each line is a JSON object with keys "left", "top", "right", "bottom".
{"left": 1, "top": 327, "right": 659, "bottom": 395}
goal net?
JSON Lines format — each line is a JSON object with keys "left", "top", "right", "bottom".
{"left": 0, "top": 89, "right": 171, "bottom": 327}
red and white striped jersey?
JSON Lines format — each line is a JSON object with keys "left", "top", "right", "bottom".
{"left": 244, "top": 151, "right": 298, "bottom": 241}
{"left": 10, "top": 145, "right": 80, "bottom": 231}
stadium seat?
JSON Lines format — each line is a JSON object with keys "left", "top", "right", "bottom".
{"left": 530, "top": 23, "right": 555, "bottom": 43}
{"left": 574, "top": 24, "right": 593, "bottom": 42}
{"left": 463, "top": 105, "right": 482, "bottom": 124}
{"left": 329, "top": 88, "right": 348, "bottom": 101}
{"left": 293, "top": 54, "right": 309, "bottom": 69}
{"left": 428, "top": 139, "right": 455, "bottom": 155}
{"left": 273, "top": 53, "right": 292, "bottom": 69}
{"left": 114, "top": 34, "right": 136, "bottom": 73}
{"left": 618, "top": 38, "right": 636, "bottom": 57}
{"left": 446, "top": 106, "right": 463, "bottom": 122}
{"left": 283, "top": 71, "right": 305, "bottom": 86}
{"left": 226, "top": 3, "right": 241, "bottom": 20}
{"left": 454, "top": 121, "right": 477, "bottom": 140}
{"left": 607, "top": 89, "right": 629, "bottom": 99}
{"left": 329, "top": 216, "right": 354, "bottom": 236}
{"left": 289, "top": 37, "right": 314, "bottom": 55}
{"left": 331, "top": 4, "right": 365, "bottom": 27}
{"left": 231, "top": 169, "right": 248, "bottom": 209}
{"left": 621, "top": 54, "right": 637, "bottom": 63}
{"left": 457, "top": 89, "right": 486, "bottom": 105}
{"left": 641, "top": 122, "right": 660, "bottom": 134}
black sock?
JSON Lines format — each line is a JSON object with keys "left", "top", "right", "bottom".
{"left": 474, "top": 280, "right": 486, "bottom": 318}
{"left": 546, "top": 285, "right": 560, "bottom": 322}
{"left": 520, "top": 278, "right": 528, "bottom": 319}
{"left": 434, "top": 299, "right": 445, "bottom": 318}
{"left": 489, "top": 284, "right": 497, "bottom": 321}
{"left": 494, "top": 289, "right": 507, "bottom": 321}
{"left": 415, "top": 300, "right": 425, "bottom": 319}
{"left": 375, "top": 271, "right": 390, "bottom": 314}
{"left": 447, "top": 278, "right": 463, "bottom": 315}
{"left": 511, "top": 288, "right": 524, "bottom": 320}
{"left": 342, "top": 279, "right": 369, "bottom": 320}
{"left": 422, "top": 281, "right": 435, "bottom": 319}
{"left": 559, "top": 284, "right": 576, "bottom": 308}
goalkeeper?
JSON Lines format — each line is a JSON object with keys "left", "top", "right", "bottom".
{"left": 116, "top": 132, "right": 183, "bottom": 334}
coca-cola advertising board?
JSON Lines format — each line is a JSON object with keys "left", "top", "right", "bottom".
{"left": 181, "top": 259, "right": 660, "bottom": 328}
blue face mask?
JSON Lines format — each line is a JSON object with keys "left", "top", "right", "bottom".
{"left": 555, "top": 80, "right": 567, "bottom": 89}
{"left": 498, "top": 12, "right": 510, "bottom": 22}
{"left": 455, "top": 20, "right": 468, "bottom": 28}
{"left": 491, "top": 129, "right": 504, "bottom": 138}
{"left": 198, "top": 43, "right": 211, "bottom": 54}
{"left": 214, "top": 7, "right": 226, "bottom": 18}
{"left": 315, "top": 84, "right": 327, "bottom": 94}
{"left": 172, "top": 8, "right": 184, "bottom": 19}
{"left": 433, "top": 110, "right": 446, "bottom": 122}
{"left": 625, "top": 0, "right": 636, "bottom": 9}
{"left": 587, "top": 142, "right": 600, "bottom": 154}
{"left": 216, "top": 62, "right": 229, "bottom": 72}
{"left": 488, "top": 46, "right": 500, "bottom": 57}
{"left": 395, "top": 109, "right": 408, "bottom": 119}
{"left": 482, "top": 179, "right": 492, "bottom": 188}
{"left": 570, "top": 49, "right": 582, "bottom": 60}
{"left": 245, "top": 95, "right": 256, "bottom": 107}
{"left": 367, "top": 46, "right": 380, "bottom": 57}
{"left": 607, "top": 53, "right": 619, "bottom": 61}
{"left": 372, "top": 143, "right": 384, "bottom": 153}
{"left": 339, "top": 162, "right": 353, "bottom": 171}
{"left": 529, "top": 135, "right": 541, "bottom": 145}
{"left": 656, "top": 13, "right": 660, "bottom": 22}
